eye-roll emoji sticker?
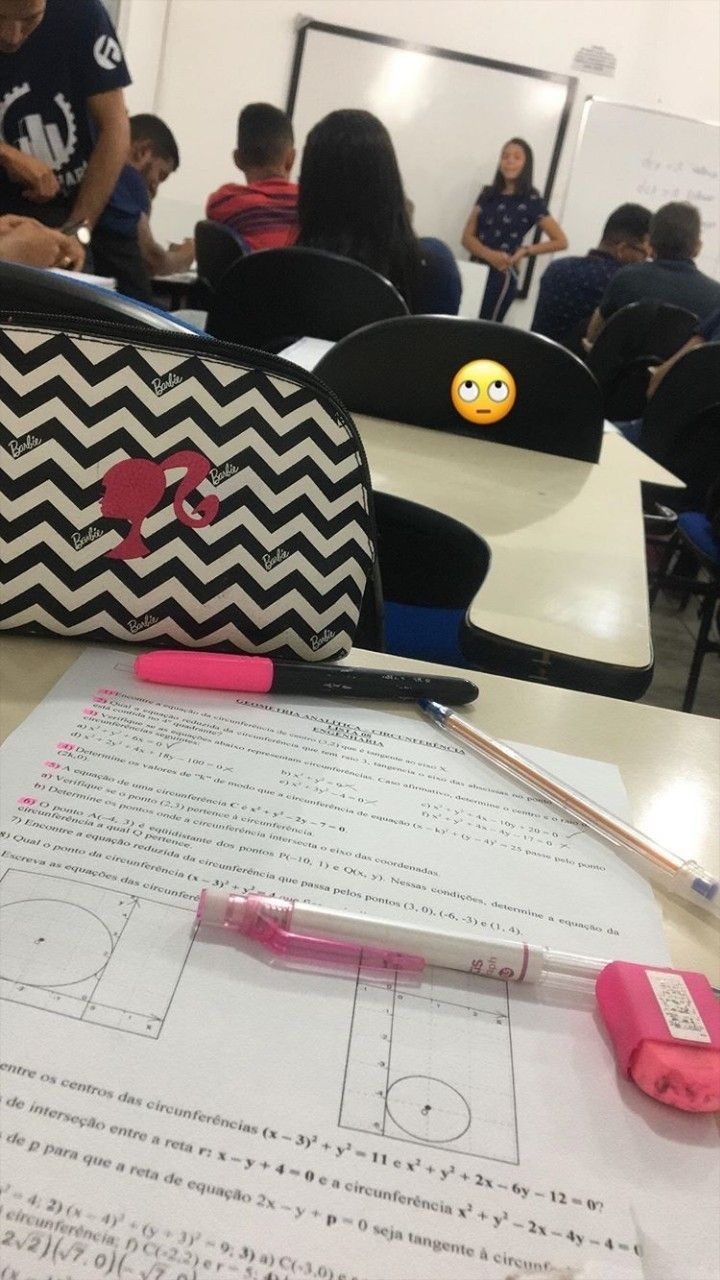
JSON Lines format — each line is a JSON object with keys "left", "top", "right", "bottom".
{"left": 451, "top": 359, "right": 517, "bottom": 426}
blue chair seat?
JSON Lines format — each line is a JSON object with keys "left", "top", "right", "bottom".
{"left": 678, "top": 512, "right": 720, "bottom": 564}
{"left": 384, "top": 603, "right": 470, "bottom": 668}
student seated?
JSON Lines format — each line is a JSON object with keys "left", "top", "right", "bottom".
{"left": 297, "top": 109, "right": 461, "bottom": 315}
{"left": 206, "top": 103, "right": 298, "bottom": 251}
{"left": 531, "top": 203, "right": 650, "bottom": 350}
{"left": 92, "top": 114, "right": 194, "bottom": 301}
{"left": 585, "top": 202, "right": 720, "bottom": 346}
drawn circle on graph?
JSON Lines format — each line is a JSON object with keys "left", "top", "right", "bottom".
{"left": 0, "top": 899, "right": 113, "bottom": 987}
{"left": 385, "top": 1075, "right": 471, "bottom": 1143}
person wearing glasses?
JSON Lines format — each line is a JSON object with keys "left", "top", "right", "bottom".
{"left": 531, "top": 203, "right": 651, "bottom": 352}
{"left": 584, "top": 202, "right": 720, "bottom": 347}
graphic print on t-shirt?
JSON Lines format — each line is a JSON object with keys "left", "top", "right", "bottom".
{"left": 100, "top": 451, "right": 221, "bottom": 561}
{"left": 0, "top": 81, "right": 81, "bottom": 190}
{"left": 0, "top": 0, "right": 131, "bottom": 209}
{"left": 93, "top": 34, "right": 123, "bottom": 71}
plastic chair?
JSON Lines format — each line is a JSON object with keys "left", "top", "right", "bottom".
{"left": 205, "top": 246, "right": 408, "bottom": 351}
{"left": 649, "top": 511, "right": 720, "bottom": 712}
{"left": 316, "top": 315, "right": 603, "bottom": 462}
{"left": 638, "top": 343, "right": 720, "bottom": 512}
{"left": 0, "top": 261, "right": 202, "bottom": 334}
{"left": 194, "top": 219, "right": 247, "bottom": 292}
{"left": 372, "top": 492, "right": 490, "bottom": 665}
{"left": 585, "top": 301, "right": 698, "bottom": 420}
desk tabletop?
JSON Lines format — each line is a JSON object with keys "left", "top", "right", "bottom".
{"left": 152, "top": 269, "right": 198, "bottom": 286}
{"left": 1, "top": 636, "right": 717, "bottom": 984}
{"left": 356, "top": 415, "right": 675, "bottom": 671}
{"left": 598, "top": 429, "right": 682, "bottom": 488}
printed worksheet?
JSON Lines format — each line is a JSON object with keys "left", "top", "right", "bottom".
{"left": 0, "top": 648, "right": 717, "bottom": 1280}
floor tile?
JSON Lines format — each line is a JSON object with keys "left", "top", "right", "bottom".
{"left": 641, "top": 594, "right": 719, "bottom": 718}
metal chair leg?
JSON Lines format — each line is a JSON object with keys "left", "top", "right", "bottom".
{"left": 649, "top": 529, "right": 679, "bottom": 608}
{"left": 682, "top": 584, "right": 719, "bottom": 713}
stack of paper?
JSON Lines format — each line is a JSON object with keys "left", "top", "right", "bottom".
{"left": 49, "top": 266, "right": 117, "bottom": 289}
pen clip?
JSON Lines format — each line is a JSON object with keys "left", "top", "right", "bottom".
{"left": 249, "top": 912, "right": 425, "bottom": 974}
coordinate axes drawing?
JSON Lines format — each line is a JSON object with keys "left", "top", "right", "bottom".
{"left": 339, "top": 963, "right": 520, "bottom": 1163}
{"left": 0, "top": 869, "right": 195, "bottom": 1038}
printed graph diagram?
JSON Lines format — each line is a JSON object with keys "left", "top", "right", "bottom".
{"left": 339, "top": 965, "right": 519, "bottom": 1163}
{"left": 0, "top": 869, "right": 194, "bottom": 1038}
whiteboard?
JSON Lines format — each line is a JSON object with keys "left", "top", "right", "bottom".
{"left": 287, "top": 22, "right": 575, "bottom": 297}
{"left": 561, "top": 99, "right": 720, "bottom": 280}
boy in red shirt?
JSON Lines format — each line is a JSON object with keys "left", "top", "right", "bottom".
{"left": 206, "top": 103, "right": 297, "bottom": 251}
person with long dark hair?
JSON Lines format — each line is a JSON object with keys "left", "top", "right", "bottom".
{"left": 461, "top": 138, "right": 567, "bottom": 322}
{"left": 298, "top": 109, "right": 461, "bottom": 314}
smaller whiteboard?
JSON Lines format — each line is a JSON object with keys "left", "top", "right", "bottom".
{"left": 561, "top": 99, "right": 720, "bottom": 280}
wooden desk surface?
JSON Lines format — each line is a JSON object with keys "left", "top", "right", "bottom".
{"left": 356, "top": 416, "right": 676, "bottom": 670}
{"left": 1, "top": 636, "right": 717, "bottom": 983}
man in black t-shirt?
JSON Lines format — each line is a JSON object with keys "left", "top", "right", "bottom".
{"left": 0, "top": 0, "right": 131, "bottom": 267}
{"left": 585, "top": 202, "right": 720, "bottom": 345}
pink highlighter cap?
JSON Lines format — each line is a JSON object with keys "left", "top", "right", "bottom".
{"left": 596, "top": 961, "right": 720, "bottom": 1112}
{"left": 135, "top": 650, "right": 274, "bottom": 693}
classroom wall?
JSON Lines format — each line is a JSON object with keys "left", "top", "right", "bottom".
{"left": 121, "top": 0, "right": 720, "bottom": 326}
{"left": 119, "top": 0, "right": 169, "bottom": 116}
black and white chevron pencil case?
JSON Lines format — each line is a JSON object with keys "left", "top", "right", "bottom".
{"left": 0, "top": 317, "right": 381, "bottom": 661}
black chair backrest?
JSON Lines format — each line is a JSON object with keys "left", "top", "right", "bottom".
{"left": 194, "top": 219, "right": 247, "bottom": 291}
{"left": 586, "top": 300, "right": 698, "bottom": 420}
{"left": 315, "top": 315, "right": 603, "bottom": 462}
{"left": 639, "top": 342, "right": 720, "bottom": 509}
{"left": 374, "top": 491, "right": 490, "bottom": 608}
{"left": 205, "top": 246, "right": 408, "bottom": 349}
{"left": 0, "top": 261, "right": 198, "bottom": 333}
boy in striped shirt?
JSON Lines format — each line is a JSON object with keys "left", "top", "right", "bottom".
{"left": 206, "top": 103, "right": 298, "bottom": 252}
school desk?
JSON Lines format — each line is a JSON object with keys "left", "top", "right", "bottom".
{"left": 151, "top": 268, "right": 199, "bottom": 311}
{"left": 355, "top": 414, "right": 682, "bottom": 697}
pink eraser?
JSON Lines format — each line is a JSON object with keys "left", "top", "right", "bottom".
{"left": 596, "top": 961, "right": 720, "bottom": 1112}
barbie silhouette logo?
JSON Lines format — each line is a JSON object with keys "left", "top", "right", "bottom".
{"left": 100, "top": 451, "right": 220, "bottom": 560}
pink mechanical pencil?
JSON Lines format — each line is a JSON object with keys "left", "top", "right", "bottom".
{"left": 197, "top": 890, "right": 720, "bottom": 1114}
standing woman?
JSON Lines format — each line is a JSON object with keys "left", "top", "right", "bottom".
{"left": 461, "top": 138, "right": 567, "bottom": 322}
